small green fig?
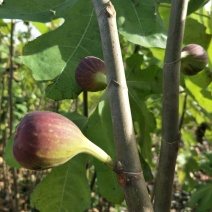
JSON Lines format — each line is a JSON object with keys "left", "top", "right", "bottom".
{"left": 75, "top": 56, "right": 107, "bottom": 92}
{"left": 180, "top": 44, "right": 208, "bottom": 76}
{"left": 13, "top": 111, "right": 113, "bottom": 170}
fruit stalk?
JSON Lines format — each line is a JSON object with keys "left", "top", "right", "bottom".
{"left": 83, "top": 138, "right": 114, "bottom": 169}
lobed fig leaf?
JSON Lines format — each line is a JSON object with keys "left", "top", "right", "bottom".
{"left": 13, "top": 111, "right": 113, "bottom": 170}
{"left": 180, "top": 44, "right": 208, "bottom": 76}
{"left": 75, "top": 56, "right": 107, "bottom": 92}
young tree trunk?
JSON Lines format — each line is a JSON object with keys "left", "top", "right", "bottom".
{"left": 93, "top": 1, "right": 153, "bottom": 211}
{"left": 154, "top": 0, "right": 189, "bottom": 211}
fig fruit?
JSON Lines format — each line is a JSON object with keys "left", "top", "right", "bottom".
{"left": 180, "top": 44, "right": 208, "bottom": 76}
{"left": 13, "top": 111, "right": 113, "bottom": 170}
{"left": 75, "top": 56, "right": 107, "bottom": 92}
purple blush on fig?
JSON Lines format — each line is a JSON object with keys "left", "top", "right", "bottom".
{"left": 13, "top": 111, "right": 86, "bottom": 170}
{"left": 13, "top": 111, "right": 113, "bottom": 170}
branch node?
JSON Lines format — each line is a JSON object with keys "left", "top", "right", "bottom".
{"left": 163, "top": 57, "right": 181, "bottom": 66}
{"left": 109, "top": 79, "right": 128, "bottom": 90}
{"left": 97, "top": 1, "right": 115, "bottom": 17}
{"left": 117, "top": 171, "right": 143, "bottom": 187}
{"left": 162, "top": 132, "right": 181, "bottom": 146}
{"left": 106, "top": 1, "right": 116, "bottom": 17}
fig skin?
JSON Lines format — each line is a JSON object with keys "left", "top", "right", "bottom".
{"left": 13, "top": 111, "right": 112, "bottom": 170}
{"left": 75, "top": 56, "right": 107, "bottom": 92}
{"left": 181, "top": 44, "right": 208, "bottom": 76}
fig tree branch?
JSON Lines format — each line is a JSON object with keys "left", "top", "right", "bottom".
{"left": 153, "top": 0, "right": 189, "bottom": 211}
{"left": 8, "top": 20, "right": 19, "bottom": 212}
{"left": 92, "top": 1, "right": 153, "bottom": 211}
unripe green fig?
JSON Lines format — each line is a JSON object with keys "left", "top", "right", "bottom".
{"left": 180, "top": 44, "right": 208, "bottom": 76}
{"left": 75, "top": 56, "right": 107, "bottom": 92}
{"left": 13, "top": 111, "right": 113, "bottom": 170}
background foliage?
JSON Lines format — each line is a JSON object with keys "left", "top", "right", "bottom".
{"left": 0, "top": 0, "right": 212, "bottom": 211}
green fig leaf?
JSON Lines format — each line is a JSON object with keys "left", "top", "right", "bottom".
{"left": 30, "top": 155, "right": 91, "bottom": 212}
{"left": 114, "top": 0, "right": 167, "bottom": 48}
{"left": 61, "top": 111, "right": 88, "bottom": 129}
{"left": 126, "top": 58, "right": 163, "bottom": 98}
{"left": 126, "top": 59, "right": 158, "bottom": 176}
{"left": 199, "top": 152, "right": 212, "bottom": 176}
{"left": 0, "top": 0, "right": 78, "bottom": 22}
{"left": 184, "top": 70, "right": 212, "bottom": 116}
{"left": 4, "top": 136, "right": 21, "bottom": 168}
{"left": 187, "top": 183, "right": 212, "bottom": 211}
{"left": 129, "top": 89, "right": 156, "bottom": 165}
{"left": 159, "top": 0, "right": 210, "bottom": 16}
{"left": 127, "top": 69, "right": 157, "bottom": 167}
{"left": 0, "top": 0, "right": 167, "bottom": 48}
{"left": 191, "top": 7, "right": 212, "bottom": 36}
{"left": 139, "top": 155, "right": 154, "bottom": 182}
{"left": 85, "top": 91, "right": 124, "bottom": 204}
{"left": 184, "top": 18, "right": 211, "bottom": 49}
{"left": 187, "top": 0, "right": 210, "bottom": 15}
{"left": 21, "top": 0, "right": 102, "bottom": 100}
{"left": 0, "top": 0, "right": 168, "bottom": 100}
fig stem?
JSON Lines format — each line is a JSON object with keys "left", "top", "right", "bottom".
{"left": 94, "top": 72, "right": 107, "bottom": 85}
{"left": 180, "top": 51, "right": 189, "bottom": 59}
{"left": 84, "top": 138, "right": 115, "bottom": 170}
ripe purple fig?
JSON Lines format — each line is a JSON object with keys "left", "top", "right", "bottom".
{"left": 13, "top": 111, "right": 113, "bottom": 170}
{"left": 75, "top": 56, "right": 107, "bottom": 92}
{"left": 180, "top": 44, "right": 208, "bottom": 76}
